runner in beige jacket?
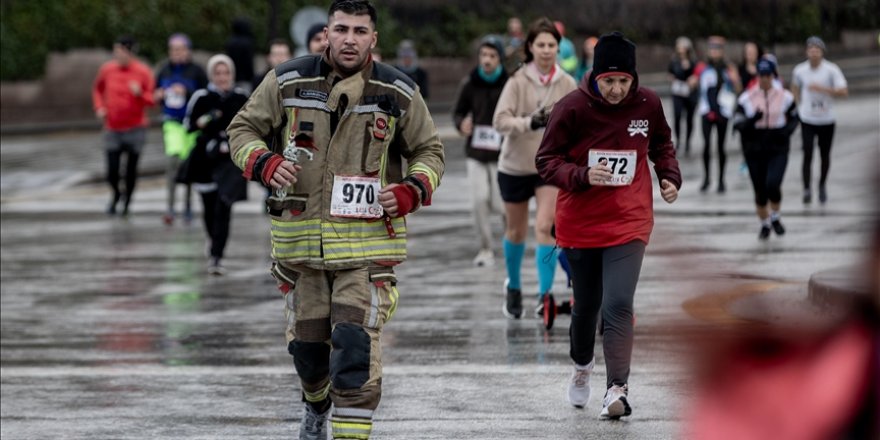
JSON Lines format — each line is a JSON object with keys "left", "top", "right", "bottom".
{"left": 493, "top": 17, "right": 576, "bottom": 321}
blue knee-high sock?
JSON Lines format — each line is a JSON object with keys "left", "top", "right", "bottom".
{"left": 503, "top": 238, "right": 526, "bottom": 290}
{"left": 536, "top": 244, "right": 559, "bottom": 296}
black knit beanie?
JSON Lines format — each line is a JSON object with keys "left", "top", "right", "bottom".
{"left": 306, "top": 23, "right": 327, "bottom": 45}
{"left": 592, "top": 31, "right": 636, "bottom": 79}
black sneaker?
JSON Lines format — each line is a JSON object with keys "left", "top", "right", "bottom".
{"left": 759, "top": 225, "right": 771, "bottom": 240}
{"left": 717, "top": 181, "right": 726, "bottom": 193}
{"left": 119, "top": 193, "right": 130, "bottom": 216}
{"left": 502, "top": 279, "right": 523, "bottom": 319}
{"left": 771, "top": 219, "right": 785, "bottom": 236}
{"left": 298, "top": 403, "right": 330, "bottom": 440}
{"left": 700, "top": 180, "right": 710, "bottom": 192}
{"left": 818, "top": 186, "right": 828, "bottom": 204}
{"left": 558, "top": 299, "right": 572, "bottom": 315}
{"left": 107, "top": 192, "right": 121, "bottom": 215}
{"left": 803, "top": 189, "right": 812, "bottom": 204}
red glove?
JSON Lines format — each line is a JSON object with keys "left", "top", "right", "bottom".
{"left": 389, "top": 184, "right": 420, "bottom": 218}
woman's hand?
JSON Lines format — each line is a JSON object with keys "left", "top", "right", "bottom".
{"left": 587, "top": 164, "right": 613, "bottom": 186}
{"left": 660, "top": 179, "right": 678, "bottom": 203}
{"left": 460, "top": 116, "right": 473, "bottom": 137}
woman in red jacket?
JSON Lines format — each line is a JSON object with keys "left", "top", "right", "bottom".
{"left": 536, "top": 32, "right": 681, "bottom": 420}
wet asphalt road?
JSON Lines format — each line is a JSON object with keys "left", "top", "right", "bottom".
{"left": 2, "top": 94, "right": 878, "bottom": 439}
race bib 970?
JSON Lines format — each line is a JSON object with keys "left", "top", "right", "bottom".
{"left": 471, "top": 125, "right": 502, "bottom": 151}
{"left": 588, "top": 149, "right": 637, "bottom": 186}
{"left": 330, "top": 175, "right": 383, "bottom": 219}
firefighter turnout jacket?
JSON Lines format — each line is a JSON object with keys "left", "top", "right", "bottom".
{"left": 228, "top": 55, "right": 444, "bottom": 270}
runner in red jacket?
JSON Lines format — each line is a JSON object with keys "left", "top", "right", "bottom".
{"left": 92, "top": 35, "right": 156, "bottom": 216}
{"left": 535, "top": 31, "right": 681, "bottom": 420}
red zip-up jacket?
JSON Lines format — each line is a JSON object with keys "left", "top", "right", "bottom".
{"left": 536, "top": 72, "right": 681, "bottom": 248}
{"left": 92, "top": 59, "right": 156, "bottom": 131}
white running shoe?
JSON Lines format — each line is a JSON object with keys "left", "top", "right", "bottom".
{"left": 534, "top": 300, "right": 543, "bottom": 318}
{"left": 472, "top": 249, "right": 495, "bottom": 267}
{"left": 207, "top": 257, "right": 227, "bottom": 276}
{"left": 600, "top": 384, "right": 632, "bottom": 419}
{"left": 567, "top": 360, "right": 594, "bottom": 408}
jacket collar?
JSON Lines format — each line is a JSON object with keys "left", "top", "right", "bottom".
{"left": 522, "top": 62, "right": 565, "bottom": 86}
{"left": 322, "top": 51, "right": 374, "bottom": 112}
{"left": 323, "top": 49, "right": 374, "bottom": 84}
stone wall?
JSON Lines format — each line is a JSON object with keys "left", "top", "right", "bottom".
{"left": 1, "top": 50, "right": 214, "bottom": 130}
{"left": 1, "top": 49, "right": 110, "bottom": 127}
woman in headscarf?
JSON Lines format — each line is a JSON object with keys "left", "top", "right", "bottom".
{"left": 181, "top": 54, "right": 249, "bottom": 275}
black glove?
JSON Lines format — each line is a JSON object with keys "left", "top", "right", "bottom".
{"left": 735, "top": 110, "right": 764, "bottom": 133}
{"left": 196, "top": 109, "right": 224, "bottom": 129}
{"left": 530, "top": 110, "right": 549, "bottom": 130}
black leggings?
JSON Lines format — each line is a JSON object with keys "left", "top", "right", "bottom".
{"left": 745, "top": 148, "right": 789, "bottom": 206}
{"left": 200, "top": 191, "right": 234, "bottom": 259}
{"left": 672, "top": 96, "right": 696, "bottom": 152}
{"left": 801, "top": 123, "right": 835, "bottom": 190}
{"left": 701, "top": 116, "right": 728, "bottom": 185}
{"left": 104, "top": 128, "right": 145, "bottom": 209}
{"left": 106, "top": 148, "right": 141, "bottom": 207}
{"left": 566, "top": 241, "right": 646, "bottom": 389}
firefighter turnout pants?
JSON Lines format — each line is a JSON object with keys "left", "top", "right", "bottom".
{"left": 273, "top": 262, "right": 399, "bottom": 439}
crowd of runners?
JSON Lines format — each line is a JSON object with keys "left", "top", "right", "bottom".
{"left": 88, "top": 0, "right": 856, "bottom": 438}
